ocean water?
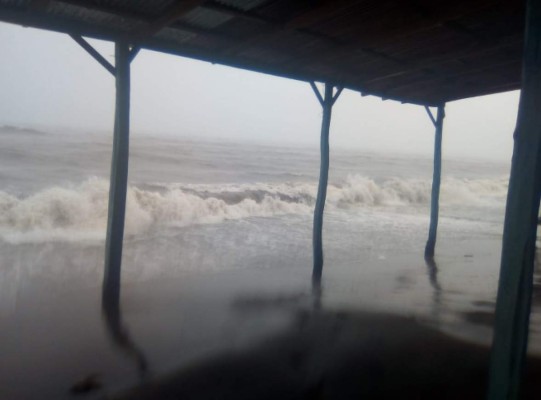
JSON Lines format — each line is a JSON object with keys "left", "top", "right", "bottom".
{"left": 1, "top": 126, "right": 540, "bottom": 398}
{"left": 0, "top": 127, "right": 510, "bottom": 243}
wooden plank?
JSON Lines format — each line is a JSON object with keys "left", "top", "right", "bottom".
{"left": 424, "top": 105, "right": 445, "bottom": 259}
{"left": 488, "top": 0, "right": 541, "bottom": 398}
{"left": 103, "top": 41, "right": 131, "bottom": 307}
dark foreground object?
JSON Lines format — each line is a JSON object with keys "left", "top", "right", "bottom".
{"left": 108, "top": 310, "right": 541, "bottom": 400}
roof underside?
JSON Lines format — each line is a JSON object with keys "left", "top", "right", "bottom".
{"left": 0, "top": 0, "right": 526, "bottom": 106}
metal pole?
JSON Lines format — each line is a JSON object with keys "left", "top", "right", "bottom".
{"left": 488, "top": 0, "right": 541, "bottom": 398}
{"left": 103, "top": 40, "right": 131, "bottom": 307}
{"left": 424, "top": 105, "right": 445, "bottom": 259}
{"left": 312, "top": 83, "right": 333, "bottom": 286}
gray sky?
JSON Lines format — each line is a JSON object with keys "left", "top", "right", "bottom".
{"left": 0, "top": 22, "right": 520, "bottom": 162}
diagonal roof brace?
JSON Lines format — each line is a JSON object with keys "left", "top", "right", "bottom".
{"left": 128, "top": 45, "right": 140, "bottom": 63}
{"left": 425, "top": 106, "right": 437, "bottom": 127}
{"left": 70, "top": 34, "right": 116, "bottom": 75}
{"left": 70, "top": 35, "right": 140, "bottom": 75}
{"left": 310, "top": 81, "right": 324, "bottom": 106}
{"left": 310, "top": 82, "right": 344, "bottom": 107}
{"left": 332, "top": 86, "right": 344, "bottom": 106}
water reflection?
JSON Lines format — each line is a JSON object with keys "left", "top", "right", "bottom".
{"left": 99, "top": 259, "right": 541, "bottom": 399}
{"left": 102, "top": 294, "right": 149, "bottom": 380}
{"left": 451, "top": 251, "right": 541, "bottom": 353}
{"left": 110, "top": 305, "right": 541, "bottom": 399}
{"left": 424, "top": 256, "right": 442, "bottom": 294}
{"left": 424, "top": 256, "right": 443, "bottom": 324}
{"left": 311, "top": 278, "right": 322, "bottom": 311}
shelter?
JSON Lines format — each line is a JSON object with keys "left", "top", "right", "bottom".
{"left": 0, "top": 1, "right": 538, "bottom": 399}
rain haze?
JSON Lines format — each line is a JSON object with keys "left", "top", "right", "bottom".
{"left": 0, "top": 22, "right": 519, "bottom": 161}
{"left": 3, "top": 9, "right": 541, "bottom": 400}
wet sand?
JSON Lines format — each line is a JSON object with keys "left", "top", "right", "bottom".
{"left": 2, "top": 230, "right": 541, "bottom": 399}
{"left": 110, "top": 308, "right": 541, "bottom": 400}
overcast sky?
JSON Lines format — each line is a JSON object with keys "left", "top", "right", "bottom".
{"left": 0, "top": 22, "right": 521, "bottom": 162}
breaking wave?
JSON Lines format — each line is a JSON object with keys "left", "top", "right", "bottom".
{"left": 0, "top": 175, "right": 508, "bottom": 243}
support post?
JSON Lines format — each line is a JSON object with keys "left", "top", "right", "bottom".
{"left": 424, "top": 105, "right": 445, "bottom": 259}
{"left": 103, "top": 41, "right": 131, "bottom": 307}
{"left": 312, "top": 83, "right": 337, "bottom": 286}
{"left": 488, "top": 0, "right": 541, "bottom": 398}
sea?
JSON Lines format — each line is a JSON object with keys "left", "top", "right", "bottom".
{"left": 1, "top": 126, "right": 540, "bottom": 399}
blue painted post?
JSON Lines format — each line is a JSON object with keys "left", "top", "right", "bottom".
{"left": 312, "top": 83, "right": 334, "bottom": 286}
{"left": 103, "top": 41, "right": 131, "bottom": 307}
{"left": 425, "top": 105, "right": 445, "bottom": 259}
{"left": 488, "top": 0, "right": 541, "bottom": 398}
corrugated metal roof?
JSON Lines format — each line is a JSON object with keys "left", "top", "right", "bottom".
{"left": 215, "top": 0, "right": 270, "bottom": 12}
{"left": 0, "top": 0, "right": 526, "bottom": 105}
{"left": 90, "top": 0, "right": 174, "bottom": 16}
{"left": 2, "top": 0, "right": 29, "bottom": 6}
{"left": 47, "top": 2, "right": 146, "bottom": 32}
{"left": 180, "top": 7, "right": 233, "bottom": 29}
{"left": 155, "top": 26, "right": 196, "bottom": 44}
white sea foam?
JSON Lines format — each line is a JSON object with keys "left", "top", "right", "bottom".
{"left": 0, "top": 175, "right": 508, "bottom": 243}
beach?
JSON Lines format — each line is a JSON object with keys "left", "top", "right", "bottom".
{"left": 1, "top": 127, "right": 540, "bottom": 399}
